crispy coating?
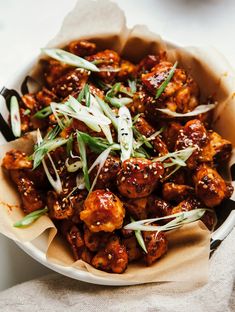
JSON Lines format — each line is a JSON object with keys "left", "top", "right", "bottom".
{"left": 171, "top": 197, "right": 202, "bottom": 214}
{"left": 42, "top": 59, "right": 72, "bottom": 87}
{"left": 117, "top": 59, "right": 136, "bottom": 81}
{"left": 162, "top": 183, "right": 194, "bottom": 203}
{"left": 143, "top": 231, "right": 168, "bottom": 266}
{"left": 67, "top": 40, "right": 96, "bottom": 57}
{"left": 162, "top": 122, "right": 182, "bottom": 151}
{"left": 134, "top": 116, "right": 168, "bottom": 155}
{"left": 2, "top": 150, "right": 32, "bottom": 170}
{"left": 84, "top": 226, "right": 111, "bottom": 252}
{"left": 123, "top": 236, "right": 142, "bottom": 262}
{"left": 91, "top": 235, "right": 128, "bottom": 273}
{"left": 117, "top": 158, "right": 164, "bottom": 199}
{"left": 89, "top": 155, "right": 121, "bottom": 189}
{"left": 175, "top": 119, "right": 208, "bottom": 168}
{"left": 200, "top": 131, "right": 232, "bottom": 164}
{"left": 19, "top": 108, "right": 30, "bottom": 133}
{"left": 10, "top": 170, "right": 44, "bottom": 213}
{"left": 128, "top": 91, "right": 154, "bottom": 115}
{"left": 124, "top": 197, "right": 148, "bottom": 220}
{"left": 137, "top": 52, "right": 166, "bottom": 73}
{"left": 65, "top": 225, "right": 85, "bottom": 261}
{"left": 47, "top": 191, "right": 73, "bottom": 219}
{"left": 80, "top": 190, "right": 125, "bottom": 232}
{"left": 51, "top": 68, "right": 89, "bottom": 99}
{"left": 142, "top": 61, "right": 199, "bottom": 114}
{"left": 193, "top": 164, "right": 232, "bottom": 207}
{"left": 147, "top": 195, "right": 172, "bottom": 218}
{"left": 86, "top": 50, "right": 120, "bottom": 83}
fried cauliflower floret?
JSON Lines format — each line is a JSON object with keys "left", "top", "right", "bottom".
{"left": 83, "top": 226, "right": 111, "bottom": 252}
{"left": 47, "top": 191, "right": 74, "bottom": 219}
{"left": 134, "top": 116, "right": 168, "bottom": 155}
{"left": 89, "top": 155, "right": 121, "bottom": 189}
{"left": 67, "top": 40, "right": 96, "bottom": 56}
{"left": 147, "top": 195, "right": 172, "bottom": 218}
{"left": 137, "top": 52, "right": 166, "bottom": 73}
{"left": 80, "top": 190, "right": 125, "bottom": 232}
{"left": 86, "top": 49, "right": 120, "bottom": 83}
{"left": 162, "top": 122, "right": 182, "bottom": 151}
{"left": 200, "top": 131, "right": 232, "bottom": 164}
{"left": 124, "top": 197, "right": 148, "bottom": 220}
{"left": 142, "top": 61, "right": 199, "bottom": 114}
{"left": 175, "top": 119, "right": 208, "bottom": 169}
{"left": 10, "top": 170, "right": 44, "bottom": 213}
{"left": 143, "top": 231, "right": 168, "bottom": 266}
{"left": 41, "top": 59, "right": 72, "bottom": 87}
{"left": 117, "top": 158, "right": 164, "bottom": 199}
{"left": 117, "top": 59, "right": 136, "bottom": 81}
{"left": 2, "top": 150, "right": 32, "bottom": 170}
{"left": 51, "top": 68, "right": 89, "bottom": 99}
{"left": 193, "top": 164, "right": 233, "bottom": 207}
{"left": 123, "top": 236, "right": 142, "bottom": 262}
{"left": 91, "top": 235, "right": 128, "bottom": 273}
{"left": 162, "top": 183, "right": 194, "bottom": 203}
{"left": 128, "top": 91, "right": 153, "bottom": 115}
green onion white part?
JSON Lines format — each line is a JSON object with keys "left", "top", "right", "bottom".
{"left": 118, "top": 106, "right": 133, "bottom": 162}
{"left": 42, "top": 48, "right": 100, "bottom": 72}
{"left": 65, "top": 158, "right": 83, "bottom": 172}
{"left": 88, "top": 147, "right": 112, "bottom": 194}
{"left": 10, "top": 96, "right": 21, "bottom": 137}
{"left": 156, "top": 104, "right": 216, "bottom": 117}
{"left": 124, "top": 209, "right": 206, "bottom": 232}
{"left": 95, "top": 95, "right": 118, "bottom": 130}
{"left": 14, "top": 207, "right": 48, "bottom": 228}
{"left": 130, "top": 217, "right": 147, "bottom": 253}
{"left": 36, "top": 129, "right": 63, "bottom": 194}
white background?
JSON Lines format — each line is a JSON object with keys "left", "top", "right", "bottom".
{"left": 0, "top": 0, "right": 235, "bottom": 291}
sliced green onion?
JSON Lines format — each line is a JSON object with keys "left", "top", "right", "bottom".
{"left": 66, "top": 134, "right": 73, "bottom": 155}
{"left": 130, "top": 217, "right": 147, "bottom": 253}
{"left": 14, "top": 207, "right": 48, "bottom": 228}
{"left": 42, "top": 48, "right": 100, "bottom": 72}
{"left": 118, "top": 106, "right": 133, "bottom": 162}
{"left": 133, "top": 127, "right": 153, "bottom": 149}
{"left": 108, "top": 97, "right": 133, "bottom": 108}
{"left": 155, "top": 61, "right": 178, "bottom": 99}
{"left": 124, "top": 209, "right": 207, "bottom": 232}
{"left": 65, "top": 158, "right": 83, "bottom": 172}
{"left": 77, "top": 131, "right": 90, "bottom": 191}
{"left": 156, "top": 104, "right": 216, "bottom": 117}
{"left": 128, "top": 79, "right": 137, "bottom": 93}
{"left": 33, "top": 128, "right": 67, "bottom": 169}
{"left": 95, "top": 95, "right": 118, "bottom": 130}
{"left": 88, "top": 147, "right": 111, "bottom": 194}
{"left": 42, "top": 153, "right": 63, "bottom": 193}
{"left": 34, "top": 106, "right": 52, "bottom": 119}
{"left": 23, "top": 109, "right": 31, "bottom": 116}
{"left": 10, "top": 96, "right": 21, "bottom": 137}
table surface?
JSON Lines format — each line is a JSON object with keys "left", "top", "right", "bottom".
{"left": 0, "top": 0, "right": 235, "bottom": 291}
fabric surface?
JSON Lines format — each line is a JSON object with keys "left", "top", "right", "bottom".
{"left": 0, "top": 229, "right": 235, "bottom": 312}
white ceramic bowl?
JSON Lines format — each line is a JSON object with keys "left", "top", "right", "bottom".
{"left": 1, "top": 50, "right": 235, "bottom": 286}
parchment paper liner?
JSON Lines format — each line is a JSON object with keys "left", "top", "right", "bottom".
{"left": 1, "top": 0, "right": 235, "bottom": 284}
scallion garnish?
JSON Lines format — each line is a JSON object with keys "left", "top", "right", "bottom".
{"left": 77, "top": 131, "right": 90, "bottom": 191}
{"left": 128, "top": 79, "right": 137, "bottom": 93}
{"left": 42, "top": 48, "right": 100, "bottom": 72}
{"left": 34, "top": 106, "right": 52, "bottom": 119}
{"left": 65, "top": 158, "right": 83, "bottom": 172}
{"left": 33, "top": 127, "right": 67, "bottom": 169}
{"left": 23, "top": 109, "right": 31, "bottom": 116}
{"left": 124, "top": 209, "right": 207, "bottom": 232}
{"left": 10, "top": 96, "right": 21, "bottom": 137}
{"left": 14, "top": 207, "right": 48, "bottom": 228}
{"left": 88, "top": 147, "right": 112, "bottom": 194}
{"left": 155, "top": 61, "right": 178, "bottom": 99}
{"left": 95, "top": 95, "right": 118, "bottom": 130}
{"left": 105, "top": 82, "right": 133, "bottom": 108}
{"left": 130, "top": 217, "right": 147, "bottom": 253}
{"left": 156, "top": 104, "right": 216, "bottom": 117}
{"left": 118, "top": 106, "right": 133, "bottom": 162}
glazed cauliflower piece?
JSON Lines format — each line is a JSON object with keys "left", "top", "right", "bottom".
{"left": 117, "top": 158, "right": 164, "bottom": 199}
{"left": 80, "top": 190, "right": 125, "bottom": 232}
{"left": 91, "top": 235, "right": 128, "bottom": 273}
